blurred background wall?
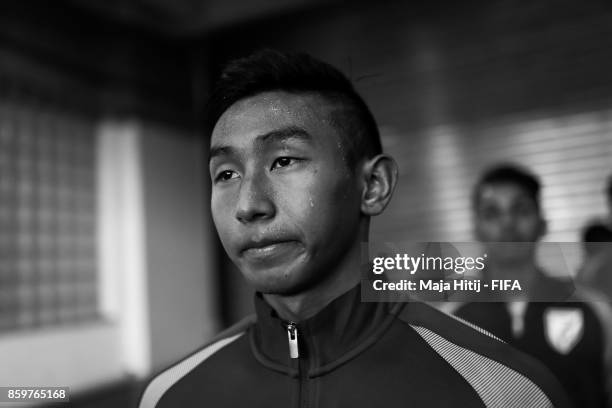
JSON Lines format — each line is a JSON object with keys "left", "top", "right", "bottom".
{"left": 0, "top": 0, "right": 611, "bottom": 406}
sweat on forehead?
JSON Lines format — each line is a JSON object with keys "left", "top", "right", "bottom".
{"left": 211, "top": 91, "right": 366, "bottom": 170}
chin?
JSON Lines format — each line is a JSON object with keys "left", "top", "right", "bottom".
{"left": 249, "top": 280, "right": 305, "bottom": 296}
{"left": 242, "top": 268, "right": 299, "bottom": 295}
{"left": 235, "top": 249, "right": 320, "bottom": 294}
{"left": 243, "top": 266, "right": 320, "bottom": 296}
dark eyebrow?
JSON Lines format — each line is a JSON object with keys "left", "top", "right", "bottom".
{"left": 208, "top": 145, "right": 238, "bottom": 164}
{"left": 256, "top": 126, "right": 312, "bottom": 144}
{"left": 209, "top": 126, "right": 312, "bottom": 164}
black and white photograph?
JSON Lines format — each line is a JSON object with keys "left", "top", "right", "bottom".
{"left": 1, "top": 1, "right": 612, "bottom": 407}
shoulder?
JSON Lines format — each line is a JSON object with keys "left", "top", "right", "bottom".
{"left": 396, "top": 302, "right": 571, "bottom": 408}
{"left": 570, "top": 285, "right": 612, "bottom": 341}
{"left": 571, "top": 284, "right": 612, "bottom": 318}
{"left": 138, "top": 315, "right": 256, "bottom": 408}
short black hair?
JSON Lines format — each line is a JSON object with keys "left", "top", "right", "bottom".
{"left": 582, "top": 222, "right": 612, "bottom": 243}
{"left": 207, "top": 49, "right": 382, "bottom": 168}
{"left": 472, "top": 164, "right": 542, "bottom": 211}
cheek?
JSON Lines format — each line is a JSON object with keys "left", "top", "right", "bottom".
{"left": 312, "top": 183, "right": 358, "bottom": 234}
{"left": 518, "top": 219, "right": 542, "bottom": 239}
{"left": 280, "top": 171, "right": 357, "bottom": 233}
{"left": 211, "top": 194, "right": 234, "bottom": 238}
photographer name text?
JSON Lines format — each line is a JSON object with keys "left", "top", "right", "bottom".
{"left": 372, "top": 279, "right": 522, "bottom": 293}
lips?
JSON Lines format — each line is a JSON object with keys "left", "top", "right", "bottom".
{"left": 239, "top": 238, "right": 303, "bottom": 264}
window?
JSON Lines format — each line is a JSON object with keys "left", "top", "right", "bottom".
{"left": 0, "top": 97, "right": 98, "bottom": 333}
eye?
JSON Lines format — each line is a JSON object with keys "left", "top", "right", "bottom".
{"left": 271, "top": 157, "right": 298, "bottom": 170}
{"left": 515, "top": 203, "right": 536, "bottom": 217}
{"left": 215, "top": 170, "right": 239, "bottom": 183}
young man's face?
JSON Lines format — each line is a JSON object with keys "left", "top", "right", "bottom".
{"left": 474, "top": 182, "right": 545, "bottom": 263}
{"left": 209, "top": 91, "right": 363, "bottom": 295}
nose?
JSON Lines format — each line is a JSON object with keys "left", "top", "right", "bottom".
{"left": 499, "top": 212, "right": 516, "bottom": 228}
{"left": 497, "top": 212, "right": 519, "bottom": 240}
{"left": 235, "top": 173, "right": 275, "bottom": 224}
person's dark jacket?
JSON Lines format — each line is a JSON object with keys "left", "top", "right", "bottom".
{"left": 140, "top": 285, "right": 570, "bottom": 408}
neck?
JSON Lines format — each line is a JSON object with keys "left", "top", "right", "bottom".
{"left": 263, "top": 229, "right": 366, "bottom": 322}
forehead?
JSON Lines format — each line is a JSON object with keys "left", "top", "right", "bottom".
{"left": 477, "top": 182, "right": 536, "bottom": 206}
{"left": 211, "top": 91, "right": 339, "bottom": 147}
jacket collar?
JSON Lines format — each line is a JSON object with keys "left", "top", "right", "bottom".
{"left": 249, "top": 284, "right": 403, "bottom": 377}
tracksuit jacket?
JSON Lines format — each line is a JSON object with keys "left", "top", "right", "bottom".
{"left": 140, "top": 285, "right": 571, "bottom": 408}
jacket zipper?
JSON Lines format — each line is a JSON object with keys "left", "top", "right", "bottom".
{"left": 286, "top": 322, "right": 308, "bottom": 408}
{"left": 287, "top": 322, "right": 299, "bottom": 358}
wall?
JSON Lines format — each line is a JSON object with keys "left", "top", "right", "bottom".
{"left": 141, "top": 123, "right": 221, "bottom": 371}
{"left": 0, "top": 0, "right": 194, "bottom": 126}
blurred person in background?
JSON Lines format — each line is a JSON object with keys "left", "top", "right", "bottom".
{"left": 455, "top": 164, "right": 611, "bottom": 408}
{"left": 138, "top": 50, "right": 570, "bottom": 408}
{"left": 577, "top": 173, "right": 612, "bottom": 299}
{"left": 578, "top": 222, "right": 612, "bottom": 297}
{"left": 607, "top": 174, "right": 612, "bottom": 228}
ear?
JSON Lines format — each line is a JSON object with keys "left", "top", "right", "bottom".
{"left": 360, "top": 154, "right": 398, "bottom": 216}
